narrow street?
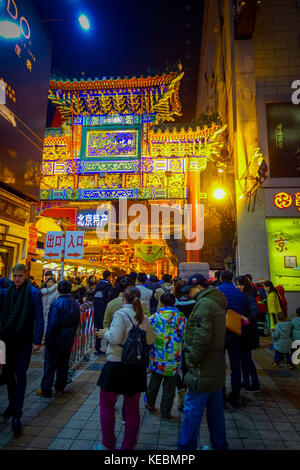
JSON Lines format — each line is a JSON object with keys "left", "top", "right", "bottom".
{"left": 1, "top": 338, "right": 300, "bottom": 451}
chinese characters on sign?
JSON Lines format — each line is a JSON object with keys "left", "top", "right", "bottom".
{"left": 44, "top": 231, "right": 85, "bottom": 259}
{"left": 134, "top": 244, "right": 164, "bottom": 263}
{"left": 267, "top": 218, "right": 300, "bottom": 292}
{"left": 65, "top": 231, "right": 85, "bottom": 259}
{"left": 44, "top": 231, "right": 64, "bottom": 259}
{"left": 77, "top": 211, "right": 109, "bottom": 229}
{"left": 274, "top": 236, "right": 288, "bottom": 253}
{"left": 28, "top": 225, "right": 38, "bottom": 254}
{"left": 274, "top": 192, "right": 300, "bottom": 212}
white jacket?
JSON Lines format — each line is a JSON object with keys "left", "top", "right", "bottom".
{"left": 41, "top": 284, "right": 59, "bottom": 317}
{"left": 104, "top": 303, "right": 156, "bottom": 362}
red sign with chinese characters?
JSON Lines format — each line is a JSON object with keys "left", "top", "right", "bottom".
{"left": 28, "top": 224, "right": 38, "bottom": 254}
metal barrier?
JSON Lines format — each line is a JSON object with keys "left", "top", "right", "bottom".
{"left": 69, "top": 301, "right": 95, "bottom": 375}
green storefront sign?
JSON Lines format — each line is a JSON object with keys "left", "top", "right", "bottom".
{"left": 267, "top": 218, "right": 300, "bottom": 292}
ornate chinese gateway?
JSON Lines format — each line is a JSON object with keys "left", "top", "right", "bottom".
{"left": 39, "top": 68, "right": 221, "bottom": 275}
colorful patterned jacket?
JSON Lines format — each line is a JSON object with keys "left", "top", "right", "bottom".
{"left": 149, "top": 307, "right": 186, "bottom": 376}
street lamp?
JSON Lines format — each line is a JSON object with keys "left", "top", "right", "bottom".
{"left": 78, "top": 14, "right": 90, "bottom": 31}
{"left": 213, "top": 188, "right": 226, "bottom": 200}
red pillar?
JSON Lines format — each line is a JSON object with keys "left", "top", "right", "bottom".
{"left": 187, "top": 169, "right": 201, "bottom": 262}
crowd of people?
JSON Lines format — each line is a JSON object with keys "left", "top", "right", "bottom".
{"left": 0, "top": 264, "right": 299, "bottom": 451}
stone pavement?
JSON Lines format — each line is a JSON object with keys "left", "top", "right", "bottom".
{"left": 0, "top": 337, "right": 300, "bottom": 451}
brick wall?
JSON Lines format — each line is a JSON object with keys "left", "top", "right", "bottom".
{"left": 254, "top": 0, "right": 300, "bottom": 94}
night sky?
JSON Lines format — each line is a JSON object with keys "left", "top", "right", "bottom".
{"left": 32, "top": 0, "right": 203, "bottom": 125}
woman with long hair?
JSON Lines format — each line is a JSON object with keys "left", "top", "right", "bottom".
{"left": 71, "top": 277, "right": 86, "bottom": 304}
{"left": 235, "top": 276, "right": 260, "bottom": 392}
{"left": 94, "top": 286, "right": 155, "bottom": 450}
{"left": 265, "top": 280, "right": 283, "bottom": 331}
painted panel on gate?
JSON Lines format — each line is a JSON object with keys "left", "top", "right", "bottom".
{"left": 86, "top": 130, "right": 138, "bottom": 158}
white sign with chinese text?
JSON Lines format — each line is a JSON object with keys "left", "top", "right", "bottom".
{"left": 44, "top": 231, "right": 64, "bottom": 259}
{"left": 77, "top": 211, "right": 109, "bottom": 229}
{"left": 64, "top": 231, "right": 85, "bottom": 259}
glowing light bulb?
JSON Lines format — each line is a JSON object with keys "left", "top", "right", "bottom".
{"left": 213, "top": 188, "right": 226, "bottom": 200}
{"left": 79, "top": 14, "right": 90, "bottom": 30}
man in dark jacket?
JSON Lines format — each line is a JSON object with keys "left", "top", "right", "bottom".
{"left": 148, "top": 274, "right": 159, "bottom": 315}
{"left": 0, "top": 264, "right": 44, "bottom": 435}
{"left": 37, "top": 280, "right": 80, "bottom": 397}
{"left": 177, "top": 274, "right": 228, "bottom": 451}
{"left": 93, "top": 270, "right": 112, "bottom": 355}
{"left": 218, "top": 270, "right": 246, "bottom": 408}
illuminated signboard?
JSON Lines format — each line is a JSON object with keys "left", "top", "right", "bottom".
{"left": 266, "top": 218, "right": 300, "bottom": 292}
{"left": 0, "top": 0, "right": 51, "bottom": 198}
{"left": 265, "top": 188, "right": 300, "bottom": 217}
{"left": 77, "top": 210, "right": 109, "bottom": 230}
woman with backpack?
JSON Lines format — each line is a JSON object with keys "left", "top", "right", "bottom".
{"left": 94, "top": 286, "right": 156, "bottom": 451}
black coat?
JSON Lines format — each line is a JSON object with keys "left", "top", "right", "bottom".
{"left": 46, "top": 294, "right": 80, "bottom": 352}
{"left": 0, "top": 282, "right": 44, "bottom": 346}
{"left": 241, "top": 291, "right": 259, "bottom": 350}
{"left": 148, "top": 282, "right": 159, "bottom": 314}
{"left": 93, "top": 280, "right": 112, "bottom": 327}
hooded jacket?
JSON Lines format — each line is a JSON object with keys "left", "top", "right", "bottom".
{"left": 291, "top": 316, "right": 300, "bottom": 342}
{"left": 149, "top": 307, "right": 186, "bottom": 376}
{"left": 175, "top": 296, "right": 196, "bottom": 319}
{"left": 183, "top": 287, "right": 227, "bottom": 393}
{"left": 272, "top": 321, "right": 291, "bottom": 353}
{"left": 41, "top": 284, "right": 59, "bottom": 317}
{"left": 46, "top": 294, "right": 80, "bottom": 351}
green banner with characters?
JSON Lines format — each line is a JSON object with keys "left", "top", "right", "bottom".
{"left": 267, "top": 218, "right": 300, "bottom": 291}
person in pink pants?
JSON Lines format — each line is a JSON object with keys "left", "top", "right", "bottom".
{"left": 94, "top": 286, "right": 156, "bottom": 450}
